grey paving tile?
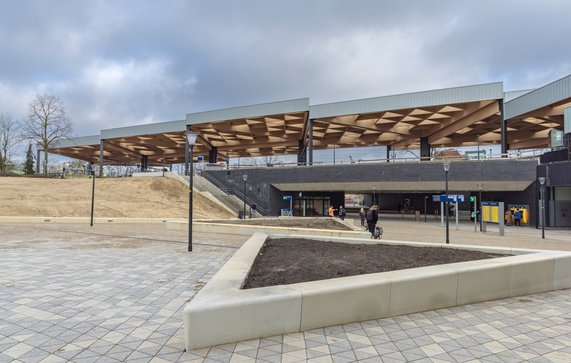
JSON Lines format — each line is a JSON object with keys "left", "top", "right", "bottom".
{"left": 6, "top": 226, "right": 571, "bottom": 363}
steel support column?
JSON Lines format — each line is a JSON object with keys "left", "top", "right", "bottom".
{"left": 36, "top": 148, "right": 41, "bottom": 174}
{"left": 297, "top": 139, "right": 306, "bottom": 164}
{"left": 208, "top": 147, "right": 218, "bottom": 163}
{"left": 499, "top": 100, "right": 508, "bottom": 157}
{"left": 420, "top": 137, "right": 430, "bottom": 161}
{"left": 386, "top": 145, "right": 391, "bottom": 162}
{"left": 184, "top": 138, "right": 189, "bottom": 175}
{"left": 308, "top": 119, "right": 314, "bottom": 165}
{"left": 141, "top": 155, "right": 148, "bottom": 171}
{"left": 99, "top": 140, "right": 104, "bottom": 177}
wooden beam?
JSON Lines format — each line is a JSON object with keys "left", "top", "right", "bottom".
{"left": 428, "top": 101, "right": 498, "bottom": 144}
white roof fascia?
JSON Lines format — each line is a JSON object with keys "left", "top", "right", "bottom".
{"left": 186, "top": 98, "right": 309, "bottom": 125}
{"left": 503, "top": 89, "right": 535, "bottom": 103}
{"left": 505, "top": 74, "right": 571, "bottom": 119}
{"left": 49, "top": 135, "right": 101, "bottom": 149}
{"left": 100, "top": 120, "right": 186, "bottom": 140}
{"left": 309, "top": 82, "right": 504, "bottom": 119}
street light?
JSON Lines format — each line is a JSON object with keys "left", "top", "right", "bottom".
{"left": 443, "top": 160, "right": 451, "bottom": 244}
{"left": 90, "top": 170, "right": 95, "bottom": 227}
{"left": 539, "top": 176, "right": 546, "bottom": 239}
{"left": 185, "top": 130, "right": 198, "bottom": 252}
{"left": 478, "top": 184, "right": 483, "bottom": 232}
{"left": 242, "top": 174, "right": 248, "bottom": 219}
{"left": 424, "top": 195, "right": 428, "bottom": 223}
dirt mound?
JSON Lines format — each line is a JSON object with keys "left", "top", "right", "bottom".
{"left": 204, "top": 218, "right": 352, "bottom": 231}
{"left": 244, "top": 238, "right": 504, "bottom": 288}
{"left": 0, "top": 176, "right": 233, "bottom": 219}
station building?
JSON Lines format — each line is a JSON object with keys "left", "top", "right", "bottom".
{"left": 47, "top": 75, "right": 571, "bottom": 227}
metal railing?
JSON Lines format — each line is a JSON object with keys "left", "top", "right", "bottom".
{"left": 193, "top": 151, "right": 542, "bottom": 172}
{"left": 198, "top": 171, "right": 270, "bottom": 215}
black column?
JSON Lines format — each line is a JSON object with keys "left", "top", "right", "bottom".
{"left": 499, "top": 100, "right": 508, "bottom": 157}
{"left": 99, "top": 140, "right": 104, "bottom": 177}
{"left": 308, "top": 119, "right": 314, "bottom": 165}
{"left": 208, "top": 147, "right": 218, "bottom": 163}
{"left": 297, "top": 139, "right": 306, "bottom": 164}
{"left": 386, "top": 145, "right": 391, "bottom": 162}
{"left": 420, "top": 137, "right": 430, "bottom": 161}
{"left": 184, "top": 139, "right": 189, "bottom": 175}
{"left": 36, "top": 148, "right": 41, "bottom": 174}
{"left": 141, "top": 155, "right": 148, "bottom": 171}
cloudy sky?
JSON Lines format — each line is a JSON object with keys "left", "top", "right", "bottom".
{"left": 1, "top": 0, "right": 570, "bottom": 141}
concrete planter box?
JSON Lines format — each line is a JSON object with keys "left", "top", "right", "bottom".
{"left": 184, "top": 233, "right": 571, "bottom": 350}
{"left": 0, "top": 216, "right": 182, "bottom": 224}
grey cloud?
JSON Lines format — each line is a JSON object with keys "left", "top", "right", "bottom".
{"left": 0, "top": 0, "right": 570, "bottom": 140}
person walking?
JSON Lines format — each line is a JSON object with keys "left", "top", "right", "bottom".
{"left": 328, "top": 205, "right": 335, "bottom": 218}
{"left": 365, "top": 206, "right": 378, "bottom": 236}
{"left": 359, "top": 207, "right": 366, "bottom": 228}
{"left": 338, "top": 206, "right": 346, "bottom": 221}
{"left": 513, "top": 208, "right": 522, "bottom": 227}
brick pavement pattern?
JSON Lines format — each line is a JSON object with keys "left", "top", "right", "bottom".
{"left": 1, "top": 224, "right": 571, "bottom": 363}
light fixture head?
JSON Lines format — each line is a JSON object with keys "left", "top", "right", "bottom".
{"left": 185, "top": 130, "right": 198, "bottom": 146}
{"left": 243, "top": 174, "right": 248, "bottom": 182}
{"left": 443, "top": 160, "right": 451, "bottom": 172}
{"left": 538, "top": 176, "right": 546, "bottom": 185}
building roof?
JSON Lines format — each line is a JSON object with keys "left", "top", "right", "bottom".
{"left": 47, "top": 76, "right": 570, "bottom": 164}
{"left": 503, "top": 74, "right": 571, "bottom": 149}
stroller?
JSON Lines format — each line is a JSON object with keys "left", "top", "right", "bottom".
{"left": 372, "top": 225, "right": 383, "bottom": 240}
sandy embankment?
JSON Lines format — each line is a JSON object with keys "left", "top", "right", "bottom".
{"left": 0, "top": 176, "right": 233, "bottom": 219}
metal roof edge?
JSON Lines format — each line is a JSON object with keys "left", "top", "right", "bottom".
{"left": 505, "top": 74, "right": 571, "bottom": 119}
{"left": 100, "top": 120, "right": 186, "bottom": 139}
{"left": 503, "top": 89, "right": 535, "bottom": 103}
{"left": 49, "top": 135, "right": 101, "bottom": 149}
{"left": 186, "top": 98, "right": 310, "bottom": 125}
{"left": 309, "top": 82, "right": 504, "bottom": 119}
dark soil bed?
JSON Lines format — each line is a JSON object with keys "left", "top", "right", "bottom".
{"left": 244, "top": 238, "right": 505, "bottom": 289}
{"left": 204, "top": 218, "right": 352, "bottom": 231}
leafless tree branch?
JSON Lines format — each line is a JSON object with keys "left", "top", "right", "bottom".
{"left": 22, "top": 94, "right": 73, "bottom": 175}
{"left": 0, "top": 113, "right": 20, "bottom": 172}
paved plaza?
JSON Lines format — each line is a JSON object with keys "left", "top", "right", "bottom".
{"left": 1, "top": 223, "right": 571, "bottom": 363}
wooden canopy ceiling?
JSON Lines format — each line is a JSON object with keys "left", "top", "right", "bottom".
{"left": 50, "top": 96, "right": 568, "bottom": 165}
{"left": 505, "top": 99, "right": 570, "bottom": 149}
{"left": 191, "top": 112, "right": 308, "bottom": 157}
{"left": 102, "top": 131, "right": 208, "bottom": 166}
{"left": 49, "top": 132, "right": 209, "bottom": 166}
{"left": 312, "top": 100, "right": 501, "bottom": 150}
{"left": 49, "top": 144, "right": 102, "bottom": 164}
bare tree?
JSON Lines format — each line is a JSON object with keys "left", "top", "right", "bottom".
{"left": 0, "top": 113, "right": 19, "bottom": 173}
{"left": 22, "top": 94, "right": 73, "bottom": 175}
{"left": 245, "top": 155, "right": 284, "bottom": 167}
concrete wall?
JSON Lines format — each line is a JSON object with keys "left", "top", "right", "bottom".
{"left": 206, "top": 160, "right": 537, "bottom": 217}
{"left": 184, "top": 233, "right": 571, "bottom": 350}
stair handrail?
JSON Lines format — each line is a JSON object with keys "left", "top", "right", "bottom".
{"left": 199, "top": 172, "right": 270, "bottom": 215}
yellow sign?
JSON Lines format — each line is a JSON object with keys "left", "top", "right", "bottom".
{"left": 482, "top": 204, "right": 500, "bottom": 223}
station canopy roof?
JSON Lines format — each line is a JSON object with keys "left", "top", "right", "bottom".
{"left": 504, "top": 74, "right": 571, "bottom": 149}
{"left": 47, "top": 78, "right": 570, "bottom": 164}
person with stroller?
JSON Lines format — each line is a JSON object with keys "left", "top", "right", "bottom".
{"left": 365, "top": 205, "right": 378, "bottom": 237}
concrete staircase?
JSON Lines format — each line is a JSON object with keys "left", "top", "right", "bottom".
{"left": 193, "top": 175, "right": 245, "bottom": 216}
{"left": 162, "top": 172, "right": 237, "bottom": 216}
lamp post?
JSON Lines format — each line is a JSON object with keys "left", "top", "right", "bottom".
{"left": 242, "top": 174, "right": 248, "bottom": 219}
{"left": 539, "top": 177, "right": 546, "bottom": 239}
{"left": 90, "top": 170, "right": 95, "bottom": 227}
{"left": 443, "top": 160, "right": 451, "bottom": 244}
{"left": 479, "top": 184, "right": 483, "bottom": 232}
{"left": 424, "top": 195, "right": 428, "bottom": 223}
{"left": 185, "top": 130, "right": 198, "bottom": 252}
